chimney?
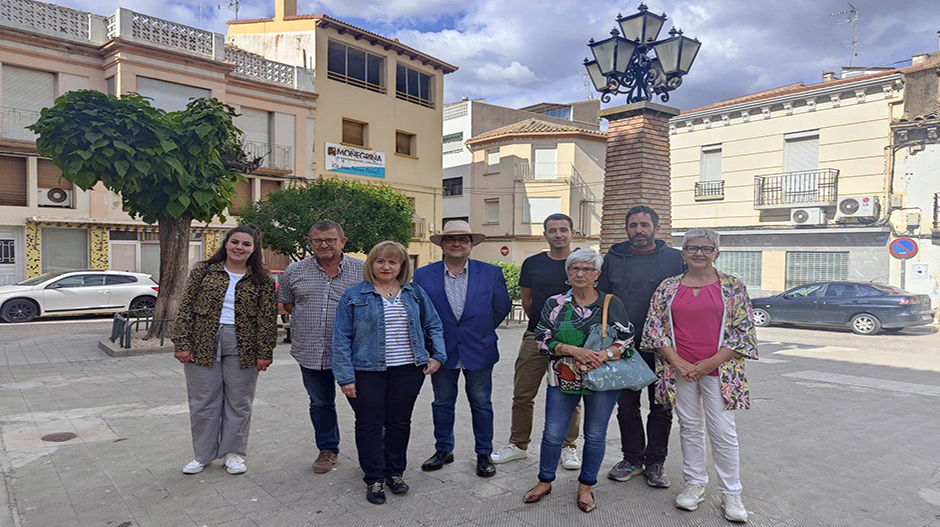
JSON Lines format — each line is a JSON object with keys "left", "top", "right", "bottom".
{"left": 822, "top": 71, "right": 837, "bottom": 82}
{"left": 913, "top": 53, "right": 929, "bottom": 65}
{"left": 276, "top": 0, "right": 297, "bottom": 19}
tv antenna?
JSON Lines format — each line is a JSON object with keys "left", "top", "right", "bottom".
{"left": 218, "top": 0, "right": 240, "bottom": 20}
{"left": 579, "top": 71, "right": 596, "bottom": 100}
{"left": 828, "top": 3, "right": 859, "bottom": 68}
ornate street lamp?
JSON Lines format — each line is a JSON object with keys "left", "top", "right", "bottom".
{"left": 584, "top": 3, "right": 701, "bottom": 104}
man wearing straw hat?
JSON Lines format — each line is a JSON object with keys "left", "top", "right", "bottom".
{"left": 414, "top": 220, "right": 512, "bottom": 478}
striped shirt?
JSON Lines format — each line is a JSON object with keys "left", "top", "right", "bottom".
{"left": 383, "top": 294, "right": 415, "bottom": 367}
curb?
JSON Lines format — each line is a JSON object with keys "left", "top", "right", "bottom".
{"left": 97, "top": 337, "right": 174, "bottom": 357}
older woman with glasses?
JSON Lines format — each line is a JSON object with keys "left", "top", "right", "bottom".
{"left": 642, "top": 228, "right": 758, "bottom": 523}
{"left": 524, "top": 249, "right": 634, "bottom": 513}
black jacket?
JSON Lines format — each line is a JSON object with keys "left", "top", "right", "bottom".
{"left": 597, "top": 239, "right": 686, "bottom": 346}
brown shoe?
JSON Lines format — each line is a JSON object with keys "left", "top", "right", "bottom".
{"left": 523, "top": 484, "right": 552, "bottom": 504}
{"left": 577, "top": 490, "right": 596, "bottom": 513}
{"left": 312, "top": 451, "right": 337, "bottom": 474}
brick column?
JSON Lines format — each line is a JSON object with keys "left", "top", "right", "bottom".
{"left": 599, "top": 102, "right": 681, "bottom": 253}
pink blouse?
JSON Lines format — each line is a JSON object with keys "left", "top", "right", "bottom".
{"left": 671, "top": 281, "right": 723, "bottom": 376}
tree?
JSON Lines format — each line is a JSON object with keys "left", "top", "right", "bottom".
{"left": 488, "top": 261, "right": 521, "bottom": 301}
{"left": 28, "top": 90, "right": 257, "bottom": 337}
{"left": 239, "top": 178, "right": 413, "bottom": 260}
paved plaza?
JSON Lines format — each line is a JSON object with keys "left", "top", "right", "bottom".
{"left": 1, "top": 320, "right": 939, "bottom": 526}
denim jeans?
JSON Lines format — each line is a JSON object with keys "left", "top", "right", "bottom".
{"left": 616, "top": 351, "right": 673, "bottom": 466}
{"left": 539, "top": 386, "right": 621, "bottom": 486}
{"left": 300, "top": 366, "right": 340, "bottom": 454}
{"left": 430, "top": 366, "right": 494, "bottom": 455}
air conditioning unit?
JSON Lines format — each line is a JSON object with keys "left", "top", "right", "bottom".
{"left": 791, "top": 207, "right": 826, "bottom": 226}
{"left": 38, "top": 188, "right": 72, "bottom": 208}
{"left": 836, "top": 195, "right": 879, "bottom": 220}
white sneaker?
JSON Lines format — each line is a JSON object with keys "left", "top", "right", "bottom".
{"left": 675, "top": 484, "right": 706, "bottom": 511}
{"left": 561, "top": 446, "right": 581, "bottom": 470}
{"left": 182, "top": 460, "right": 206, "bottom": 474}
{"left": 722, "top": 493, "right": 748, "bottom": 523}
{"left": 224, "top": 453, "right": 247, "bottom": 475}
{"left": 491, "top": 443, "right": 527, "bottom": 464}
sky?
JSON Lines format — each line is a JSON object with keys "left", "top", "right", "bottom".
{"left": 56, "top": 0, "right": 940, "bottom": 112}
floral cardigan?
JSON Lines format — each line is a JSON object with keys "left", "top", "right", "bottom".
{"left": 641, "top": 272, "right": 758, "bottom": 410}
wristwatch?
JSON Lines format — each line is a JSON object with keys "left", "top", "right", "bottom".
{"left": 606, "top": 347, "right": 615, "bottom": 360}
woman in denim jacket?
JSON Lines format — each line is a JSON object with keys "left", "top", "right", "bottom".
{"left": 332, "top": 241, "right": 447, "bottom": 505}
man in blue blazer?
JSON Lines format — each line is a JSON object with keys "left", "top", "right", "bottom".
{"left": 414, "top": 220, "right": 512, "bottom": 478}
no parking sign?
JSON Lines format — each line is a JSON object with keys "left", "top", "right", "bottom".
{"left": 889, "top": 237, "right": 918, "bottom": 259}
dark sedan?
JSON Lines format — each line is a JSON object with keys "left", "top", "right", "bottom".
{"left": 751, "top": 282, "right": 934, "bottom": 335}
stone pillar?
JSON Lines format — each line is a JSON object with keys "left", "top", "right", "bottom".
{"left": 599, "top": 102, "right": 681, "bottom": 253}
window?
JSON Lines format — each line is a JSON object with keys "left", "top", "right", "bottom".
{"left": 41, "top": 228, "right": 88, "bottom": 273}
{"left": 785, "top": 251, "right": 848, "bottom": 289}
{"left": 786, "top": 283, "right": 825, "bottom": 298}
{"left": 784, "top": 131, "right": 821, "bottom": 202}
{"left": 396, "top": 131, "right": 415, "bottom": 156}
{"left": 443, "top": 177, "right": 463, "bottom": 197}
{"left": 106, "top": 275, "right": 138, "bottom": 285}
{"left": 523, "top": 197, "right": 562, "bottom": 223}
{"left": 825, "top": 283, "right": 858, "bottom": 297}
{"left": 135, "top": 77, "right": 210, "bottom": 113}
{"left": 396, "top": 64, "right": 433, "bottom": 108}
{"left": 545, "top": 106, "right": 571, "bottom": 120}
{"left": 231, "top": 178, "right": 253, "bottom": 216}
{"left": 443, "top": 132, "right": 463, "bottom": 144}
{"left": 443, "top": 216, "right": 469, "bottom": 224}
{"left": 106, "top": 76, "right": 115, "bottom": 96}
{"left": 38, "top": 159, "right": 68, "bottom": 189}
{"left": 260, "top": 180, "right": 281, "bottom": 200}
{"left": 342, "top": 119, "right": 365, "bottom": 147}
{"left": 533, "top": 147, "right": 558, "bottom": 179}
{"left": 0, "top": 155, "right": 28, "bottom": 207}
{"left": 485, "top": 199, "right": 499, "bottom": 223}
{"left": 2, "top": 65, "right": 54, "bottom": 141}
{"left": 0, "top": 240, "right": 13, "bottom": 264}
{"left": 700, "top": 145, "right": 722, "bottom": 182}
{"left": 715, "top": 251, "right": 761, "bottom": 290}
{"left": 486, "top": 150, "right": 500, "bottom": 172}
{"left": 236, "top": 107, "right": 272, "bottom": 161}
{"left": 858, "top": 285, "right": 885, "bottom": 297}
{"left": 327, "top": 40, "right": 385, "bottom": 93}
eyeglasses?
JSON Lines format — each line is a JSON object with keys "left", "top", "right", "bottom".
{"left": 310, "top": 238, "right": 339, "bottom": 246}
{"left": 442, "top": 236, "right": 471, "bottom": 245}
{"left": 568, "top": 266, "right": 598, "bottom": 275}
{"left": 683, "top": 245, "right": 716, "bottom": 255}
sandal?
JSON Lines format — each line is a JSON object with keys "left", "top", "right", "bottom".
{"left": 577, "top": 490, "right": 596, "bottom": 513}
{"left": 523, "top": 484, "right": 552, "bottom": 504}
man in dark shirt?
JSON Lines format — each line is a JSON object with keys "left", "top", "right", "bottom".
{"left": 491, "top": 213, "right": 582, "bottom": 470}
{"left": 597, "top": 206, "right": 686, "bottom": 488}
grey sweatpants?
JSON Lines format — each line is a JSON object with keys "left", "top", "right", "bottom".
{"left": 185, "top": 324, "right": 259, "bottom": 463}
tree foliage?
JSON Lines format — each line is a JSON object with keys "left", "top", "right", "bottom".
{"left": 239, "top": 178, "right": 414, "bottom": 260}
{"left": 27, "top": 90, "right": 250, "bottom": 223}
{"left": 488, "top": 261, "right": 521, "bottom": 301}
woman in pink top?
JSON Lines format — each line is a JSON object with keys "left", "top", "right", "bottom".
{"left": 641, "top": 228, "right": 758, "bottom": 524}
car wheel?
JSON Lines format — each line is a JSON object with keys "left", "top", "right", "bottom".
{"left": 129, "top": 296, "right": 156, "bottom": 315}
{"left": 1, "top": 299, "right": 39, "bottom": 323}
{"left": 850, "top": 313, "right": 882, "bottom": 335}
{"left": 752, "top": 308, "right": 771, "bottom": 327}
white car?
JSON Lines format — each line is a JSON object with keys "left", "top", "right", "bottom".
{"left": 0, "top": 270, "right": 159, "bottom": 323}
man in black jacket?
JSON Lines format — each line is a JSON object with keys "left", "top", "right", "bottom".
{"left": 597, "top": 206, "right": 686, "bottom": 489}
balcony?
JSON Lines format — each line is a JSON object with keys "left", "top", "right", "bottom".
{"left": 514, "top": 162, "right": 575, "bottom": 181}
{"left": 242, "top": 140, "right": 293, "bottom": 172}
{"left": 694, "top": 180, "right": 724, "bottom": 201}
{"left": 753, "top": 169, "right": 839, "bottom": 209}
{"left": 0, "top": 107, "right": 40, "bottom": 142}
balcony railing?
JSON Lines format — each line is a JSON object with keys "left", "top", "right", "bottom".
{"left": 694, "top": 180, "right": 724, "bottom": 200}
{"left": 0, "top": 0, "right": 90, "bottom": 39}
{"left": 226, "top": 46, "right": 297, "bottom": 87}
{"left": 753, "top": 169, "right": 839, "bottom": 209}
{"left": 0, "top": 107, "right": 40, "bottom": 141}
{"left": 242, "top": 140, "right": 293, "bottom": 172}
{"left": 514, "top": 162, "right": 574, "bottom": 181}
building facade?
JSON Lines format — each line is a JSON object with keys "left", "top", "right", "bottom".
{"left": 669, "top": 66, "right": 912, "bottom": 296}
{"left": 463, "top": 118, "right": 607, "bottom": 265}
{"left": 0, "top": 0, "right": 317, "bottom": 285}
{"left": 226, "top": 0, "right": 456, "bottom": 267}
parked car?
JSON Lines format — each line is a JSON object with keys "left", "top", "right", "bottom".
{"left": 0, "top": 270, "right": 159, "bottom": 323}
{"left": 751, "top": 281, "right": 934, "bottom": 335}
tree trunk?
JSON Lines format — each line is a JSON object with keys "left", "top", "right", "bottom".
{"left": 146, "top": 214, "right": 193, "bottom": 340}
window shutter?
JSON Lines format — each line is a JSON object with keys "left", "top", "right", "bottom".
{"left": 524, "top": 197, "right": 562, "bottom": 223}
{"left": 236, "top": 107, "right": 270, "bottom": 146}
{"left": 37, "top": 159, "right": 68, "bottom": 189}
{"left": 0, "top": 156, "right": 28, "bottom": 206}
{"left": 485, "top": 200, "right": 499, "bottom": 223}
{"left": 2, "top": 65, "right": 55, "bottom": 112}
{"left": 343, "top": 120, "right": 364, "bottom": 146}
{"left": 136, "top": 77, "right": 210, "bottom": 113}
{"left": 785, "top": 136, "right": 819, "bottom": 172}
{"left": 260, "top": 180, "right": 280, "bottom": 199}
{"left": 231, "top": 179, "right": 252, "bottom": 215}
{"left": 396, "top": 132, "right": 412, "bottom": 156}
{"left": 785, "top": 251, "right": 848, "bottom": 289}
{"left": 701, "top": 147, "right": 722, "bottom": 182}
{"left": 715, "top": 251, "right": 761, "bottom": 289}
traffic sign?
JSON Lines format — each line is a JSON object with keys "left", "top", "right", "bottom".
{"left": 889, "top": 237, "right": 918, "bottom": 259}
{"left": 500, "top": 246, "right": 509, "bottom": 256}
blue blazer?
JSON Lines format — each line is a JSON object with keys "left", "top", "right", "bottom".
{"left": 414, "top": 259, "right": 512, "bottom": 370}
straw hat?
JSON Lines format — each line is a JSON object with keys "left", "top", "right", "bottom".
{"left": 429, "top": 220, "right": 486, "bottom": 246}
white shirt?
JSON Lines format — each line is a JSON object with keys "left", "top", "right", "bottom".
{"left": 219, "top": 269, "right": 244, "bottom": 324}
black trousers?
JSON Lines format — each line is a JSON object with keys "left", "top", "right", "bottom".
{"left": 347, "top": 364, "right": 426, "bottom": 484}
{"left": 616, "top": 350, "right": 674, "bottom": 466}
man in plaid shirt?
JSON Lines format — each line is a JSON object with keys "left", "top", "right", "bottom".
{"left": 279, "top": 220, "right": 364, "bottom": 474}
